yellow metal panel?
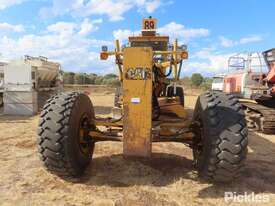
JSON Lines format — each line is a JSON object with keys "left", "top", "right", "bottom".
{"left": 158, "top": 97, "right": 187, "bottom": 119}
{"left": 129, "top": 36, "right": 169, "bottom": 42}
{"left": 160, "top": 104, "right": 187, "bottom": 119}
{"left": 123, "top": 47, "right": 153, "bottom": 157}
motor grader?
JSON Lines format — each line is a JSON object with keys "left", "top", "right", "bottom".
{"left": 37, "top": 17, "right": 248, "bottom": 182}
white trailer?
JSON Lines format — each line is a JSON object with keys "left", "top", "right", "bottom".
{"left": 4, "top": 56, "right": 63, "bottom": 115}
{"left": 212, "top": 74, "right": 225, "bottom": 91}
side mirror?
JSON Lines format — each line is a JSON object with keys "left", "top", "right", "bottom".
{"left": 180, "top": 45, "right": 187, "bottom": 51}
{"left": 101, "top": 46, "right": 108, "bottom": 52}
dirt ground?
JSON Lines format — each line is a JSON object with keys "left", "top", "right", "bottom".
{"left": 1, "top": 87, "right": 275, "bottom": 206}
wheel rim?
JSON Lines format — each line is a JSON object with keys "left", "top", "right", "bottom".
{"left": 78, "top": 115, "right": 92, "bottom": 156}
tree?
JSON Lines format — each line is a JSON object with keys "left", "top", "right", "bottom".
{"left": 181, "top": 76, "right": 192, "bottom": 87}
{"left": 95, "top": 76, "right": 104, "bottom": 85}
{"left": 82, "top": 73, "right": 91, "bottom": 84}
{"left": 62, "top": 71, "right": 120, "bottom": 86}
{"left": 104, "top": 73, "right": 118, "bottom": 79}
{"left": 88, "top": 73, "right": 98, "bottom": 84}
{"left": 63, "top": 72, "right": 75, "bottom": 84}
{"left": 102, "top": 78, "right": 120, "bottom": 87}
{"left": 74, "top": 73, "right": 86, "bottom": 84}
{"left": 204, "top": 77, "right": 213, "bottom": 84}
{"left": 191, "top": 73, "right": 204, "bottom": 87}
{"left": 201, "top": 77, "right": 213, "bottom": 91}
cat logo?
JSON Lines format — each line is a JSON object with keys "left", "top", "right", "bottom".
{"left": 125, "top": 67, "right": 152, "bottom": 80}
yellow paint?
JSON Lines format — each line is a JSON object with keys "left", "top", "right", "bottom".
{"left": 97, "top": 17, "right": 193, "bottom": 155}
{"left": 115, "top": 39, "right": 123, "bottom": 81}
{"left": 123, "top": 47, "right": 153, "bottom": 157}
{"left": 159, "top": 121, "right": 191, "bottom": 136}
{"left": 173, "top": 39, "right": 178, "bottom": 79}
{"left": 158, "top": 97, "right": 187, "bottom": 119}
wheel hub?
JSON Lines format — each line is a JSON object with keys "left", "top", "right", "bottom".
{"left": 78, "top": 116, "right": 92, "bottom": 156}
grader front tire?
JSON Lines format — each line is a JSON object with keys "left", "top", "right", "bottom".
{"left": 37, "top": 92, "right": 95, "bottom": 177}
{"left": 192, "top": 91, "right": 248, "bottom": 182}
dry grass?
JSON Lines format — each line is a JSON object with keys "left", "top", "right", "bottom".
{"left": 0, "top": 87, "right": 275, "bottom": 206}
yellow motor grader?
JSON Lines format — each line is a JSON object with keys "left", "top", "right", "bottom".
{"left": 37, "top": 17, "right": 248, "bottom": 182}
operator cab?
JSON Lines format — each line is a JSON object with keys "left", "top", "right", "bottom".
{"left": 263, "top": 48, "right": 275, "bottom": 64}
{"left": 263, "top": 48, "right": 275, "bottom": 70}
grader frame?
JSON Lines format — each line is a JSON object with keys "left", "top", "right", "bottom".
{"left": 94, "top": 18, "right": 190, "bottom": 157}
{"left": 37, "top": 17, "right": 248, "bottom": 182}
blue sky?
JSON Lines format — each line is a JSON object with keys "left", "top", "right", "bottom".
{"left": 0, "top": 0, "right": 274, "bottom": 76}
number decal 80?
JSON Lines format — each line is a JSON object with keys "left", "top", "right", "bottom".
{"left": 143, "top": 19, "right": 157, "bottom": 30}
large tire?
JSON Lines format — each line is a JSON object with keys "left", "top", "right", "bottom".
{"left": 0, "top": 93, "right": 3, "bottom": 107}
{"left": 37, "top": 92, "right": 95, "bottom": 177}
{"left": 192, "top": 91, "right": 248, "bottom": 182}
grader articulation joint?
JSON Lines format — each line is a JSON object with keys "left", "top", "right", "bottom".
{"left": 37, "top": 17, "right": 248, "bottom": 182}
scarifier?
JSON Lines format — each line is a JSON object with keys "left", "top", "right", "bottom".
{"left": 37, "top": 17, "right": 248, "bottom": 182}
